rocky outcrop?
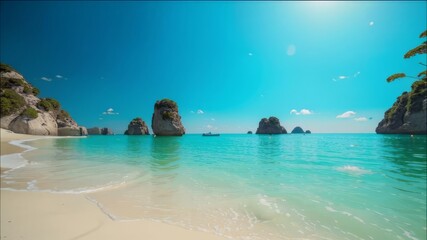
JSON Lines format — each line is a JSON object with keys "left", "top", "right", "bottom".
{"left": 124, "top": 117, "right": 149, "bottom": 135}
{"left": 0, "top": 63, "right": 86, "bottom": 136}
{"left": 87, "top": 127, "right": 113, "bottom": 135}
{"left": 376, "top": 80, "right": 426, "bottom": 134}
{"left": 101, "top": 128, "right": 113, "bottom": 135}
{"left": 256, "top": 117, "right": 287, "bottom": 134}
{"left": 151, "top": 99, "right": 185, "bottom": 136}
{"left": 87, "top": 127, "right": 102, "bottom": 135}
{"left": 9, "top": 111, "right": 58, "bottom": 135}
{"left": 291, "top": 126, "right": 305, "bottom": 134}
{"left": 247, "top": 131, "right": 253, "bottom": 134}
{"left": 58, "top": 126, "right": 88, "bottom": 136}
{"left": 305, "top": 130, "right": 311, "bottom": 134}
{"left": 56, "top": 110, "right": 87, "bottom": 136}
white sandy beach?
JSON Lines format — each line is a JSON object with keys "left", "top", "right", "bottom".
{"left": 0, "top": 129, "right": 227, "bottom": 240}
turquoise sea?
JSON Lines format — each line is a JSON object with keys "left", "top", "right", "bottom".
{"left": 1, "top": 134, "right": 426, "bottom": 240}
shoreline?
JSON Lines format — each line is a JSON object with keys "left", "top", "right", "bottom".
{"left": 0, "top": 128, "right": 227, "bottom": 240}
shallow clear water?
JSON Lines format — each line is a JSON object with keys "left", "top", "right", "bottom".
{"left": 1, "top": 134, "right": 426, "bottom": 240}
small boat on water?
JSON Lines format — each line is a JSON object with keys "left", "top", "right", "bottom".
{"left": 202, "top": 132, "right": 220, "bottom": 136}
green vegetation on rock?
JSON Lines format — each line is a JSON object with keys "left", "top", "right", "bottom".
{"left": 21, "top": 107, "right": 38, "bottom": 119}
{"left": 57, "top": 109, "right": 71, "bottom": 121}
{"left": 155, "top": 98, "right": 178, "bottom": 111}
{"left": 0, "top": 77, "right": 25, "bottom": 88}
{"left": 37, "top": 98, "right": 61, "bottom": 111}
{"left": 132, "top": 117, "right": 142, "bottom": 122}
{"left": 32, "top": 87, "right": 40, "bottom": 96}
{"left": 0, "top": 89, "right": 25, "bottom": 117}
{"left": 0, "top": 63, "right": 18, "bottom": 73}
{"left": 383, "top": 30, "right": 427, "bottom": 121}
{"left": 162, "top": 111, "right": 174, "bottom": 120}
{"left": 407, "top": 80, "right": 427, "bottom": 112}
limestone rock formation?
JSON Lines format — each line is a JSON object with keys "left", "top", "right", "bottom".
{"left": 151, "top": 99, "right": 185, "bottom": 136}
{"left": 56, "top": 109, "right": 87, "bottom": 136}
{"left": 247, "top": 131, "right": 253, "bottom": 134}
{"left": 291, "top": 126, "right": 305, "bottom": 134}
{"left": 124, "top": 117, "right": 149, "bottom": 135}
{"left": 87, "top": 127, "right": 113, "bottom": 135}
{"left": 101, "top": 128, "right": 113, "bottom": 135}
{"left": 255, "top": 117, "right": 287, "bottom": 134}
{"left": 87, "top": 127, "right": 102, "bottom": 135}
{"left": 9, "top": 111, "right": 58, "bottom": 135}
{"left": 305, "top": 130, "right": 311, "bottom": 134}
{"left": 0, "top": 63, "right": 85, "bottom": 136}
{"left": 58, "top": 126, "right": 88, "bottom": 136}
{"left": 376, "top": 80, "right": 426, "bottom": 134}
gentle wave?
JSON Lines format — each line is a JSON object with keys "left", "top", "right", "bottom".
{"left": 336, "top": 165, "right": 372, "bottom": 175}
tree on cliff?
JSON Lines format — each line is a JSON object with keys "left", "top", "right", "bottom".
{"left": 386, "top": 30, "right": 426, "bottom": 83}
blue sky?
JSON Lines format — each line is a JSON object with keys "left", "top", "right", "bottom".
{"left": 1, "top": 1, "right": 426, "bottom": 133}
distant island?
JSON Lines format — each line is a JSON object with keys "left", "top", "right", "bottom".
{"left": 256, "top": 117, "right": 287, "bottom": 134}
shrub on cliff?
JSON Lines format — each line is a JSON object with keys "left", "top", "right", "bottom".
{"left": 21, "top": 107, "right": 38, "bottom": 119}
{"left": 37, "top": 98, "right": 61, "bottom": 111}
{"left": 0, "top": 77, "right": 25, "bottom": 89}
{"left": 155, "top": 98, "right": 178, "bottom": 111}
{"left": 57, "top": 109, "right": 71, "bottom": 121}
{"left": 0, "top": 89, "right": 25, "bottom": 117}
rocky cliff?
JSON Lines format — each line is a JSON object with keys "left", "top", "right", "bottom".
{"left": 124, "top": 117, "right": 149, "bottom": 135}
{"left": 151, "top": 99, "right": 185, "bottom": 136}
{"left": 87, "top": 127, "right": 114, "bottom": 135}
{"left": 291, "top": 126, "right": 305, "bottom": 134}
{"left": 256, "top": 117, "right": 287, "bottom": 134}
{"left": 376, "top": 79, "right": 426, "bottom": 134}
{"left": 0, "top": 63, "right": 86, "bottom": 136}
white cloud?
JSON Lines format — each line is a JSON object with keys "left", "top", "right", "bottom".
{"left": 369, "top": 21, "right": 374, "bottom": 26}
{"left": 355, "top": 117, "right": 368, "bottom": 122}
{"left": 55, "top": 75, "right": 63, "bottom": 79}
{"left": 102, "top": 108, "right": 119, "bottom": 115}
{"left": 190, "top": 110, "right": 195, "bottom": 114}
{"left": 197, "top": 109, "right": 204, "bottom": 114}
{"left": 290, "top": 109, "right": 313, "bottom": 115}
{"left": 248, "top": 52, "right": 253, "bottom": 56}
{"left": 300, "top": 109, "right": 312, "bottom": 115}
{"left": 336, "top": 111, "right": 356, "bottom": 118}
{"left": 332, "top": 71, "right": 360, "bottom": 81}
{"left": 211, "top": 118, "right": 216, "bottom": 121}
{"left": 286, "top": 44, "right": 296, "bottom": 56}
{"left": 207, "top": 124, "right": 213, "bottom": 129}
{"left": 41, "top": 77, "right": 52, "bottom": 82}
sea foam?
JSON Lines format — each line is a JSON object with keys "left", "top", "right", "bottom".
{"left": 336, "top": 165, "right": 372, "bottom": 175}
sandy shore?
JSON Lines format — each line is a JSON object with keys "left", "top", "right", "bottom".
{"left": 0, "top": 129, "right": 227, "bottom": 240}
{"left": 0, "top": 128, "right": 44, "bottom": 155}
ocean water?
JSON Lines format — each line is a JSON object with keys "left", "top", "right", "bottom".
{"left": 1, "top": 134, "right": 426, "bottom": 240}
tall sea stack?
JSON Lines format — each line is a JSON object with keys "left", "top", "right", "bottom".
{"left": 151, "top": 99, "right": 185, "bottom": 136}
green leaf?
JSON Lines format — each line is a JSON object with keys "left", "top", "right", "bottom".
{"left": 387, "top": 73, "right": 406, "bottom": 83}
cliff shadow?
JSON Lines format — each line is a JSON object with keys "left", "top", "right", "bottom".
{"left": 380, "top": 135, "right": 427, "bottom": 179}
